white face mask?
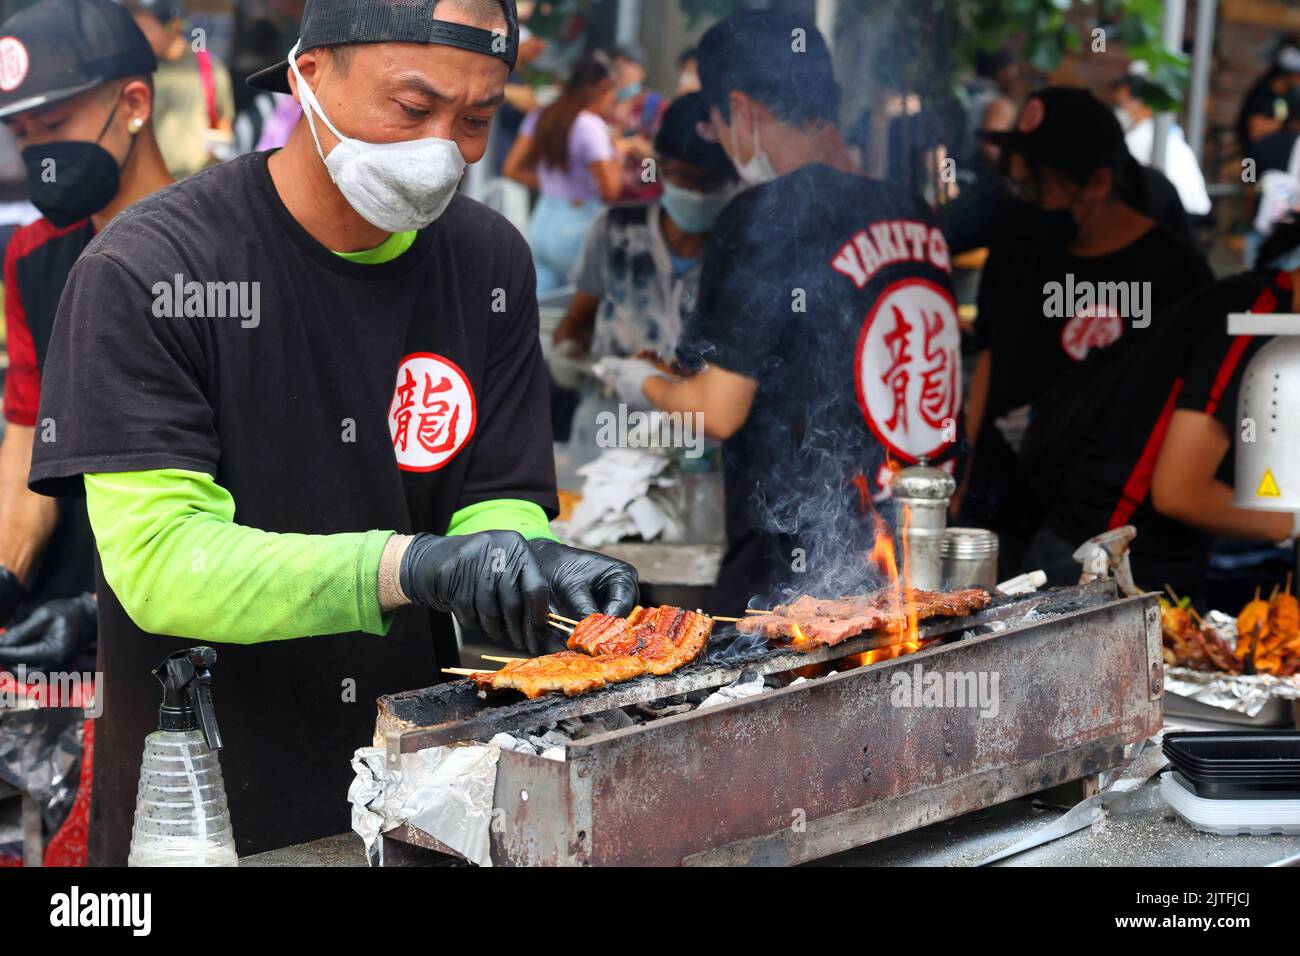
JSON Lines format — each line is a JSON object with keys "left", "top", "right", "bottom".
{"left": 289, "top": 41, "right": 467, "bottom": 233}
{"left": 729, "top": 107, "right": 778, "bottom": 187}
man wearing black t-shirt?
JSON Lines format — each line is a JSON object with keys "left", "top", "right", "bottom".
{"left": 1025, "top": 264, "right": 1300, "bottom": 595}
{"left": 598, "top": 11, "right": 961, "bottom": 610}
{"left": 1252, "top": 84, "right": 1300, "bottom": 176}
{"left": 27, "top": 0, "right": 637, "bottom": 864}
{"left": 1237, "top": 38, "right": 1300, "bottom": 160}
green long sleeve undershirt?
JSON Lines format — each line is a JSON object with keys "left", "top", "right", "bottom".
{"left": 84, "top": 470, "right": 557, "bottom": 645}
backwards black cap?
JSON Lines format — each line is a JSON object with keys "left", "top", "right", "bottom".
{"left": 249, "top": 0, "right": 520, "bottom": 93}
{"left": 0, "top": 0, "right": 157, "bottom": 120}
{"left": 977, "top": 86, "right": 1129, "bottom": 180}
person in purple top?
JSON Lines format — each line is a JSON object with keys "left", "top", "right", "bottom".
{"left": 505, "top": 51, "right": 628, "bottom": 292}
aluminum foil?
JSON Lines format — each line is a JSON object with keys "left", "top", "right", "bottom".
{"left": 349, "top": 741, "right": 502, "bottom": 867}
{"left": 0, "top": 708, "right": 82, "bottom": 834}
{"left": 1164, "top": 667, "right": 1300, "bottom": 717}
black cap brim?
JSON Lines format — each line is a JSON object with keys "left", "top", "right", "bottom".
{"left": 0, "top": 78, "right": 103, "bottom": 120}
{"left": 248, "top": 60, "right": 291, "bottom": 94}
{"left": 975, "top": 128, "right": 1023, "bottom": 148}
{"left": 975, "top": 128, "right": 1054, "bottom": 163}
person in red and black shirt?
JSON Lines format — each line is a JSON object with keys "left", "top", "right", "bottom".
{"left": 0, "top": 0, "right": 171, "bottom": 669}
{"left": 1023, "top": 227, "right": 1300, "bottom": 596}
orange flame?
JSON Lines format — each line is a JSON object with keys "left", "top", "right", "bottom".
{"left": 842, "top": 502, "right": 922, "bottom": 669}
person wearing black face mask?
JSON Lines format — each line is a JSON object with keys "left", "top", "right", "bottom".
{"left": 953, "top": 87, "right": 1213, "bottom": 576}
{"left": 0, "top": 0, "right": 170, "bottom": 668}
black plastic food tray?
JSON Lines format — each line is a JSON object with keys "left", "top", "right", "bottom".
{"left": 1166, "top": 751, "right": 1300, "bottom": 779}
{"left": 1163, "top": 732, "right": 1300, "bottom": 768}
{"left": 1169, "top": 770, "right": 1300, "bottom": 801}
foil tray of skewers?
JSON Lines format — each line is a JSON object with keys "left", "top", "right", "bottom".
{"left": 1160, "top": 578, "right": 1300, "bottom": 719}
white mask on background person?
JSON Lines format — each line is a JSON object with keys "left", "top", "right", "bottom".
{"left": 1113, "top": 107, "right": 1135, "bottom": 133}
{"left": 289, "top": 41, "right": 467, "bottom": 233}
{"left": 729, "top": 106, "right": 778, "bottom": 186}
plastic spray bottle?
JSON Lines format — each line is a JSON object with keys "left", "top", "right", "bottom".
{"left": 127, "top": 646, "right": 237, "bottom": 866}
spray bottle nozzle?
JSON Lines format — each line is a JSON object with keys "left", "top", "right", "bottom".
{"left": 154, "top": 647, "right": 222, "bottom": 750}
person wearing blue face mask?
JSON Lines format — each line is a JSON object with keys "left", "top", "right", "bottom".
{"left": 553, "top": 92, "right": 736, "bottom": 368}
{"left": 606, "top": 45, "right": 669, "bottom": 203}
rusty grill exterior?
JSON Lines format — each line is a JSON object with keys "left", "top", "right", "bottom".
{"left": 375, "top": 583, "right": 1163, "bottom": 866}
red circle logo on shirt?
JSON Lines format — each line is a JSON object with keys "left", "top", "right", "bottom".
{"left": 0, "top": 38, "right": 28, "bottom": 92}
{"left": 388, "top": 353, "right": 477, "bottom": 473}
{"left": 855, "top": 278, "right": 961, "bottom": 464}
{"left": 1060, "top": 307, "right": 1123, "bottom": 362}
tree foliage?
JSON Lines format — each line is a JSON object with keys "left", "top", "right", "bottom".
{"left": 679, "top": 0, "right": 1188, "bottom": 109}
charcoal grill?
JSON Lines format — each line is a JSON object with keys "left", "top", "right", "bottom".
{"left": 373, "top": 581, "right": 1162, "bottom": 866}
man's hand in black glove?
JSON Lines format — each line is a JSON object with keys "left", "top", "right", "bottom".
{"left": 528, "top": 539, "right": 639, "bottom": 619}
{"left": 0, "top": 568, "right": 28, "bottom": 626}
{"left": 401, "top": 531, "right": 552, "bottom": 653}
{"left": 0, "top": 592, "right": 96, "bottom": 670}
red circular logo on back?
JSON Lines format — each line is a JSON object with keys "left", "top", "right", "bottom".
{"left": 855, "top": 278, "right": 961, "bottom": 465}
{"left": 0, "top": 37, "right": 28, "bottom": 92}
{"left": 388, "top": 353, "right": 477, "bottom": 473}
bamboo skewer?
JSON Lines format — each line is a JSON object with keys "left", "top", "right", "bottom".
{"left": 712, "top": 616, "right": 745, "bottom": 623}
{"left": 481, "top": 655, "right": 526, "bottom": 664}
{"left": 442, "top": 667, "right": 489, "bottom": 677}
{"left": 745, "top": 608, "right": 771, "bottom": 615}
{"left": 548, "top": 620, "right": 573, "bottom": 634}
{"left": 548, "top": 612, "right": 581, "bottom": 626}
{"left": 1163, "top": 585, "right": 1205, "bottom": 627}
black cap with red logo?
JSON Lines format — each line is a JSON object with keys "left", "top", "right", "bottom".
{"left": 0, "top": 0, "right": 157, "bottom": 120}
{"left": 977, "top": 86, "right": 1130, "bottom": 180}
{"left": 248, "top": 0, "right": 521, "bottom": 94}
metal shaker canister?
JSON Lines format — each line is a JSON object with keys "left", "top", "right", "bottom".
{"left": 942, "top": 528, "right": 1000, "bottom": 590}
{"left": 890, "top": 458, "right": 956, "bottom": 591}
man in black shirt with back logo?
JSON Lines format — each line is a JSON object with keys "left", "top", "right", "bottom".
{"left": 597, "top": 11, "right": 962, "bottom": 610}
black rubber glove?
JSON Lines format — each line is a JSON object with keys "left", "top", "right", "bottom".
{"left": 0, "top": 567, "right": 28, "bottom": 627}
{"left": 528, "top": 539, "right": 639, "bottom": 619}
{"left": 0, "top": 592, "right": 96, "bottom": 669}
{"left": 401, "top": 532, "right": 551, "bottom": 653}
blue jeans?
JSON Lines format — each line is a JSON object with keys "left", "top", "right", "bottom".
{"left": 528, "top": 195, "right": 602, "bottom": 294}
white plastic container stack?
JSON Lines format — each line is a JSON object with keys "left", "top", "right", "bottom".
{"left": 1161, "top": 773, "right": 1300, "bottom": 836}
